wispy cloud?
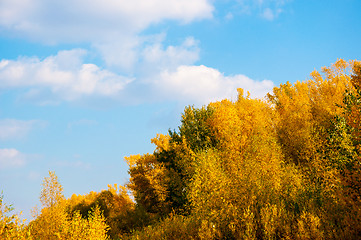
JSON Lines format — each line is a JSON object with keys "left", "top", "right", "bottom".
{"left": 0, "top": 0, "right": 213, "bottom": 74}
{"left": 0, "top": 119, "right": 45, "bottom": 140}
{"left": 260, "top": 7, "right": 283, "bottom": 20}
{"left": 0, "top": 0, "right": 213, "bottom": 43}
{"left": 0, "top": 148, "right": 25, "bottom": 169}
{"left": 141, "top": 36, "right": 200, "bottom": 74}
{"left": 235, "top": 0, "right": 291, "bottom": 20}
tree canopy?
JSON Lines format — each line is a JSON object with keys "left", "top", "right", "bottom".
{"left": 1, "top": 59, "right": 361, "bottom": 239}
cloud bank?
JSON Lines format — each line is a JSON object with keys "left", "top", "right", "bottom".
{"left": 0, "top": 49, "right": 132, "bottom": 102}
{"left": 0, "top": 0, "right": 213, "bottom": 43}
{"left": 0, "top": 0, "right": 277, "bottom": 106}
{"left": 0, "top": 51, "right": 274, "bottom": 105}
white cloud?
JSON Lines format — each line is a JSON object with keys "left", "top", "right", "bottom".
{"left": 0, "top": 0, "right": 213, "bottom": 43}
{"left": 0, "top": 0, "right": 279, "bottom": 106}
{"left": 0, "top": 119, "right": 45, "bottom": 140}
{"left": 141, "top": 36, "right": 200, "bottom": 73}
{"left": 260, "top": 7, "right": 283, "bottom": 20}
{"left": 157, "top": 65, "right": 274, "bottom": 105}
{"left": 0, "top": 0, "right": 213, "bottom": 71}
{"left": 0, "top": 46, "right": 273, "bottom": 106}
{"left": 235, "top": 0, "right": 290, "bottom": 20}
{"left": 0, "top": 148, "right": 25, "bottom": 169}
{"left": 261, "top": 8, "right": 275, "bottom": 20}
{"left": 225, "top": 12, "right": 234, "bottom": 21}
{"left": 0, "top": 49, "right": 132, "bottom": 102}
{"left": 94, "top": 36, "right": 141, "bottom": 71}
{"left": 95, "top": 33, "right": 200, "bottom": 72}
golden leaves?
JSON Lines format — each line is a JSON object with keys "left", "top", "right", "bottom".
{"left": 151, "top": 134, "right": 171, "bottom": 153}
{"left": 5, "top": 59, "right": 361, "bottom": 239}
{"left": 40, "top": 171, "right": 64, "bottom": 209}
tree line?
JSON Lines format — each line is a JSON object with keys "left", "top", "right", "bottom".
{"left": 1, "top": 59, "right": 361, "bottom": 239}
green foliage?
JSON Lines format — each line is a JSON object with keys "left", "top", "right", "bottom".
{"left": 176, "top": 105, "right": 217, "bottom": 151}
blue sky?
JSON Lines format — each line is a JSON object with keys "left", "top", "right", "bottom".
{"left": 1, "top": 0, "right": 360, "bottom": 220}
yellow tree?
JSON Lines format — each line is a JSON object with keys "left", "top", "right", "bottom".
{"left": 267, "top": 59, "right": 360, "bottom": 238}
{"left": 30, "top": 171, "right": 109, "bottom": 240}
{"left": 66, "top": 184, "right": 134, "bottom": 239}
{"left": 267, "top": 59, "right": 352, "bottom": 167}
{"left": 40, "top": 171, "right": 65, "bottom": 208}
{"left": 61, "top": 206, "right": 109, "bottom": 240}
{"left": 326, "top": 60, "right": 361, "bottom": 238}
{"left": 190, "top": 90, "right": 303, "bottom": 239}
{"left": 0, "top": 194, "right": 32, "bottom": 240}
{"left": 30, "top": 171, "right": 67, "bottom": 239}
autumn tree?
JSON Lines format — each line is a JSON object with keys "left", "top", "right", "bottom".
{"left": 5, "top": 59, "right": 359, "bottom": 239}
{"left": 66, "top": 184, "right": 134, "bottom": 239}
{"left": 29, "top": 171, "right": 67, "bottom": 239}
{"left": 189, "top": 91, "right": 307, "bottom": 239}
{"left": 29, "top": 171, "right": 109, "bottom": 240}
{"left": 40, "top": 171, "right": 64, "bottom": 208}
{"left": 322, "top": 60, "right": 361, "bottom": 238}
{"left": 0, "top": 194, "right": 31, "bottom": 240}
{"left": 125, "top": 105, "right": 218, "bottom": 219}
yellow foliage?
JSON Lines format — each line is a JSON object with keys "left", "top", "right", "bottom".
{"left": 297, "top": 212, "right": 323, "bottom": 240}
{"left": 126, "top": 153, "right": 169, "bottom": 213}
{"left": 5, "top": 59, "right": 361, "bottom": 240}
{"left": 40, "top": 171, "right": 65, "bottom": 209}
{"left": 61, "top": 206, "right": 109, "bottom": 240}
{"left": 124, "top": 154, "right": 142, "bottom": 168}
{"left": 151, "top": 133, "right": 171, "bottom": 152}
{"left": 0, "top": 196, "right": 32, "bottom": 240}
{"left": 29, "top": 171, "right": 110, "bottom": 240}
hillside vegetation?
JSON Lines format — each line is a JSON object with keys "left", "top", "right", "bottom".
{"left": 1, "top": 59, "right": 361, "bottom": 239}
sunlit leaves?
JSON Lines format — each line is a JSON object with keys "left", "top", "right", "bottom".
{"left": 40, "top": 171, "right": 64, "bottom": 209}
{"left": 29, "top": 171, "right": 110, "bottom": 240}
{"left": 0, "top": 195, "right": 31, "bottom": 240}
{"left": 4, "top": 59, "right": 361, "bottom": 239}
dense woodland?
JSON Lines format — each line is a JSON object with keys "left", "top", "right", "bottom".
{"left": 1, "top": 59, "right": 361, "bottom": 239}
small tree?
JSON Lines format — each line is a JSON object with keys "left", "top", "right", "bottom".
{"left": 40, "top": 171, "right": 64, "bottom": 208}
